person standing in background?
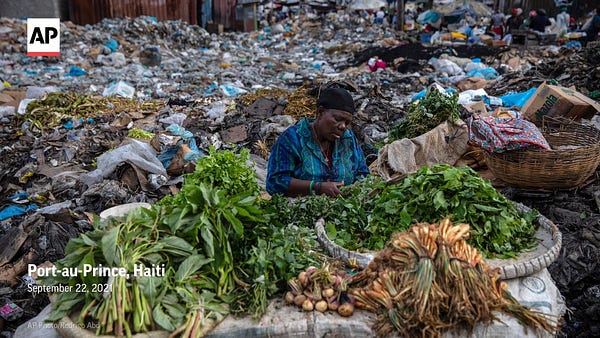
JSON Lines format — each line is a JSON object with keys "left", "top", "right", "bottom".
{"left": 491, "top": 9, "right": 505, "bottom": 39}
{"left": 555, "top": 7, "right": 570, "bottom": 36}
{"left": 374, "top": 7, "right": 386, "bottom": 24}
{"left": 506, "top": 7, "right": 525, "bottom": 34}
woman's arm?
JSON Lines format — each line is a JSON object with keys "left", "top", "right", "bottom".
{"left": 286, "top": 178, "right": 313, "bottom": 197}
{"left": 266, "top": 129, "right": 300, "bottom": 196}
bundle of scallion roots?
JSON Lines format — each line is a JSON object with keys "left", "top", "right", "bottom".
{"left": 350, "top": 218, "right": 559, "bottom": 338}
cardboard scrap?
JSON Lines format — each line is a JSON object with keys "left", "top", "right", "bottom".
{"left": 522, "top": 83, "right": 600, "bottom": 126}
{"left": 456, "top": 77, "right": 488, "bottom": 91}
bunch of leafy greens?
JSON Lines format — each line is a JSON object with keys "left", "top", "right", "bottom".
{"left": 43, "top": 205, "right": 231, "bottom": 335}
{"left": 324, "top": 165, "right": 538, "bottom": 259}
{"left": 159, "top": 146, "right": 261, "bottom": 207}
{"left": 389, "top": 87, "right": 461, "bottom": 142}
{"left": 231, "top": 194, "right": 325, "bottom": 318}
{"left": 43, "top": 148, "right": 323, "bottom": 335}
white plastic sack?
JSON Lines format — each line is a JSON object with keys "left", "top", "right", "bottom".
{"left": 14, "top": 305, "right": 60, "bottom": 338}
{"left": 445, "top": 268, "right": 565, "bottom": 338}
{"left": 159, "top": 112, "right": 187, "bottom": 126}
{"left": 206, "top": 101, "right": 228, "bottom": 124}
{"left": 349, "top": 0, "right": 387, "bottom": 11}
{"left": 96, "top": 52, "right": 127, "bottom": 68}
{"left": 260, "top": 115, "right": 297, "bottom": 138}
{"left": 457, "top": 88, "right": 489, "bottom": 104}
{"left": 0, "top": 105, "right": 15, "bottom": 118}
{"left": 219, "top": 83, "right": 248, "bottom": 97}
{"left": 430, "top": 58, "right": 464, "bottom": 76}
{"left": 80, "top": 139, "right": 167, "bottom": 187}
{"left": 17, "top": 98, "right": 35, "bottom": 115}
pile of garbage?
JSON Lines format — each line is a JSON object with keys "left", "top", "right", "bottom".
{"left": 0, "top": 11, "right": 600, "bottom": 337}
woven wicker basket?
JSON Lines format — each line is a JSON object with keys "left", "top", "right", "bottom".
{"left": 316, "top": 203, "right": 562, "bottom": 280}
{"left": 483, "top": 116, "right": 600, "bottom": 190}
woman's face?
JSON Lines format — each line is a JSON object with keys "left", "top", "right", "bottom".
{"left": 315, "top": 108, "right": 353, "bottom": 142}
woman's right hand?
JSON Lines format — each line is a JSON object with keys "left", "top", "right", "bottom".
{"left": 318, "top": 181, "right": 344, "bottom": 197}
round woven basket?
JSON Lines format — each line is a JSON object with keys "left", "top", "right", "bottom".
{"left": 315, "top": 203, "right": 562, "bottom": 280}
{"left": 483, "top": 116, "right": 600, "bottom": 190}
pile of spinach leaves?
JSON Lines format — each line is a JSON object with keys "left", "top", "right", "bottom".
{"left": 321, "top": 165, "right": 538, "bottom": 259}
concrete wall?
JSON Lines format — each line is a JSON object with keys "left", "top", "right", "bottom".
{"left": 0, "top": 0, "right": 70, "bottom": 20}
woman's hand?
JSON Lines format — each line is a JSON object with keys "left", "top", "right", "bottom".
{"left": 318, "top": 181, "right": 344, "bottom": 197}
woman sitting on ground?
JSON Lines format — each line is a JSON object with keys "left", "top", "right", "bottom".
{"left": 266, "top": 87, "right": 369, "bottom": 197}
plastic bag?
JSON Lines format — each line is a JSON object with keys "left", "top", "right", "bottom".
{"left": 465, "top": 67, "right": 499, "bottom": 80}
{"left": 0, "top": 106, "right": 15, "bottom": 118}
{"left": 104, "top": 38, "right": 118, "bottom": 52}
{"left": 17, "top": 99, "right": 35, "bottom": 115}
{"left": 25, "top": 86, "right": 60, "bottom": 99}
{"left": 219, "top": 83, "right": 248, "bottom": 97}
{"left": 429, "top": 58, "right": 464, "bottom": 76}
{"left": 463, "top": 60, "right": 487, "bottom": 72}
{"left": 500, "top": 87, "right": 537, "bottom": 108}
{"left": 457, "top": 89, "right": 489, "bottom": 105}
{"left": 67, "top": 66, "right": 86, "bottom": 77}
{"left": 102, "top": 81, "right": 135, "bottom": 98}
{"left": 167, "top": 124, "right": 193, "bottom": 141}
{"left": 207, "top": 101, "right": 228, "bottom": 123}
{"left": 81, "top": 139, "right": 167, "bottom": 187}
{"left": 158, "top": 113, "right": 187, "bottom": 126}
{"left": 0, "top": 205, "right": 38, "bottom": 221}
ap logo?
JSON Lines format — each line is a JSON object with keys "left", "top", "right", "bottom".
{"left": 27, "top": 18, "right": 60, "bottom": 56}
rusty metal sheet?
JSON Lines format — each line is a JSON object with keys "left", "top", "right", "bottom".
{"left": 213, "top": 0, "right": 237, "bottom": 30}
{"left": 69, "top": 0, "right": 197, "bottom": 25}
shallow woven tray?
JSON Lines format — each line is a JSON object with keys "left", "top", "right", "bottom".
{"left": 316, "top": 203, "right": 562, "bottom": 280}
{"left": 483, "top": 117, "right": 600, "bottom": 190}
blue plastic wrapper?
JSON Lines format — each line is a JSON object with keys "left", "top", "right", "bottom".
{"left": 465, "top": 67, "right": 499, "bottom": 80}
{"left": 411, "top": 86, "right": 456, "bottom": 102}
{"left": 500, "top": 87, "right": 537, "bottom": 108}
{"left": 157, "top": 146, "right": 179, "bottom": 168}
{"left": 9, "top": 191, "right": 29, "bottom": 202}
{"left": 104, "top": 38, "right": 118, "bottom": 52}
{"left": 0, "top": 205, "right": 38, "bottom": 221}
{"left": 565, "top": 40, "right": 582, "bottom": 49}
{"left": 167, "top": 124, "right": 193, "bottom": 141}
{"left": 68, "top": 66, "right": 86, "bottom": 77}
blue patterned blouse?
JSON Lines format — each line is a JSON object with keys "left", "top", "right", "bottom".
{"left": 266, "top": 118, "right": 370, "bottom": 195}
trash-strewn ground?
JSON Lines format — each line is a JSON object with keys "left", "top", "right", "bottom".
{"left": 1, "top": 13, "right": 600, "bottom": 337}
